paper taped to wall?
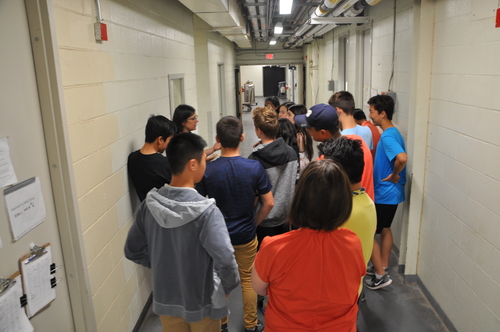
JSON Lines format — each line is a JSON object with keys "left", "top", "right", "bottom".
{"left": 0, "top": 136, "right": 18, "bottom": 188}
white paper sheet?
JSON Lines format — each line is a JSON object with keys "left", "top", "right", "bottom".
{"left": 0, "top": 275, "right": 34, "bottom": 332}
{"left": 0, "top": 136, "right": 18, "bottom": 188}
{"left": 21, "top": 246, "right": 56, "bottom": 317}
{"left": 4, "top": 177, "right": 46, "bottom": 241}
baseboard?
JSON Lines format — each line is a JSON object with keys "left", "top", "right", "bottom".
{"left": 133, "top": 292, "right": 153, "bottom": 332}
{"left": 415, "top": 276, "right": 458, "bottom": 332}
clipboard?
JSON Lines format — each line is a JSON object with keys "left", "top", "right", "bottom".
{"left": 19, "top": 243, "right": 56, "bottom": 318}
{"left": 0, "top": 272, "right": 33, "bottom": 332}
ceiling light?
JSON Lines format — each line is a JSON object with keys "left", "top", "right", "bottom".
{"left": 270, "top": 39, "right": 277, "bottom": 45}
{"left": 280, "top": 0, "right": 293, "bottom": 15}
{"left": 274, "top": 22, "right": 283, "bottom": 35}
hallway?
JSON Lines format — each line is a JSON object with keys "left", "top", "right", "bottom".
{"left": 138, "top": 98, "right": 450, "bottom": 332}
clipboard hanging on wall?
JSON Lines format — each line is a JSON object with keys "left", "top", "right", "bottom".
{"left": 0, "top": 272, "right": 33, "bottom": 332}
{"left": 19, "top": 243, "right": 56, "bottom": 318}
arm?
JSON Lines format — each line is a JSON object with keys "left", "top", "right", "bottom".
{"left": 205, "top": 142, "right": 221, "bottom": 157}
{"left": 382, "top": 152, "right": 407, "bottom": 183}
{"left": 255, "top": 191, "right": 274, "bottom": 226}
{"left": 252, "top": 263, "right": 269, "bottom": 296}
{"left": 124, "top": 208, "right": 151, "bottom": 268}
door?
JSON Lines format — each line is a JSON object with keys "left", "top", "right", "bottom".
{"left": 0, "top": 1, "right": 75, "bottom": 331}
{"left": 263, "top": 66, "right": 286, "bottom": 97}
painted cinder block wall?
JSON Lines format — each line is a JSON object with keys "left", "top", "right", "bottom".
{"left": 52, "top": 0, "right": 237, "bottom": 330}
{"left": 418, "top": 0, "right": 500, "bottom": 330}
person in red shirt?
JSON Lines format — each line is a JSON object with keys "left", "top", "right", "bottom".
{"left": 354, "top": 108, "right": 381, "bottom": 159}
{"left": 252, "top": 159, "right": 365, "bottom": 332}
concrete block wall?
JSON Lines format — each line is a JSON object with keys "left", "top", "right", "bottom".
{"left": 52, "top": 0, "right": 237, "bottom": 330}
{"left": 418, "top": 0, "right": 500, "bottom": 330}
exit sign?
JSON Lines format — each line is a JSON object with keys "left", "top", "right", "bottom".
{"left": 266, "top": 54, "right": 274, "bottom": 59}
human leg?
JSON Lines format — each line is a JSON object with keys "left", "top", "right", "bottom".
{"left": 380, "top": 227, "right": 393, "bottom": 268}
{"left": 188, "top": 316, "right": 221, "bottom": 332}
{"left": 233, "top": 237, "right": 259, "bottom": 330}
{"left": 370, "top": 239, "right": 385, "bottom": 275}
{"left": 160, "top": 316, "right": 190, "bottom": 332}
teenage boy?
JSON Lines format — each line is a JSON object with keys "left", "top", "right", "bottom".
{"left": 295, "top": 103, "right": 374, "bottom": 201}
{"left": 328, "top": 91, "right": 373, "bottom": 150}
{"left": 354, "top": 108, "right": 380, "bottom": 159}
{"left": 248, "top": 107, "right": 298, "bottom": 241}
{"left": 128, "top": 115, "right": 177, "bottom": 201}
{"left": 196, "top": 116, "right": 274, "bottom": 332}
{"left": 321, "top": 137, "right": 377, "bottom": 294}
{"left": 124, "top": 133, "right": 239, "bottom": 332}
{"left": 364, "top": 94, "right": 407, "bottom": 290}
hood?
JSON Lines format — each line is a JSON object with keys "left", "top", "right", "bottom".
{"left": 145, "top": 185, "right": 215, "bottom": 228}
{"left": 251, "top": 138, "right": 297, "bottom": 168}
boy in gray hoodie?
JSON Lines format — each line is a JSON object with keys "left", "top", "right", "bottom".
{"left": 124, "top": 133, "right": 239, "bottom": 332}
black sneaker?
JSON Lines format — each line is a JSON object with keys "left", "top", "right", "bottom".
{"left": 245, "top": 323, "right": 264, "bottom": 332}
{"left": 221, "top": 323, "right": 228, "bottom": 332}
{"left": 364, "top": 273, "right": 392, "bottom": 290}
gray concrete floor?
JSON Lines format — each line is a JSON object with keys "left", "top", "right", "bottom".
{"left": 138, "top": 98, "right": 450, "bottom": 332}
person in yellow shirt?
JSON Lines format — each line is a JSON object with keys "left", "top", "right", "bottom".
{"left": 321, "top": 136, "right": 377, "bottom": 294}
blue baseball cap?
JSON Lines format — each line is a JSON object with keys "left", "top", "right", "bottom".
{"left": 294, "top": 103, "right": 339, "bottom": 132}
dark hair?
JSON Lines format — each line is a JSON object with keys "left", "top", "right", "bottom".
{"left": 367, "top": 95, "right": 395, "bottom": 120}
{"left": 321, "top": 137, "right": 364, "bottom": 184}
{"left": 265, "top": 96, "right": 280, "bottom": 109}
{"left": 145, "top": 115, "right": 176, "bottom": 143}
{"left": 277, "top": 118, "right": 297, "bottom": 147}
{"left": 289, "top": 159, "right": 352, "bottom": 230}
{"left": 278, "top": 101, "right": 295, "bottom": 114}
{"left": 328, "top": 91, "right": 355, "bottom": 115}
{"left": 253, "top": 106, "right": 279, "bottom": 139}
{"left": 166, "top": 133, "right": 207, "bottom": 175}
{"left": 353, "top": 108, "right": 367, "bottom": 121}
{"left": 288, "top": 104, "right": 308, "bottom": 116}
{"left": 288, "top": 104, "right": 313, "bottom": 160}
{"left": 216, "top": 116, "right": 243, "bottom": 149}
{"left": 173, "top": 104, "right": 196, "bottom": 133}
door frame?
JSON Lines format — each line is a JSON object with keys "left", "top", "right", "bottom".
{"left": 25, "top": 0, "right": 95, "bottom": 330}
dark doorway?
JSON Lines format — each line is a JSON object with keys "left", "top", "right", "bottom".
{"left": 263, "top": 66, "right": 285, "bottom": 97}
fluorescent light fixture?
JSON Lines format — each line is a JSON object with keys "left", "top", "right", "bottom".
{"left": 280, "top": 0, "right": 293, "bottom": 15}
{"left": 274, "top": 22, "right": 283, "bottom": 35}
{"left": 270, "top": 39, "right": 277, "bottom": 45}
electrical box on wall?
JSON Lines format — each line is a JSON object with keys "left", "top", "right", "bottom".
{"left": 94, "top": 22, "right": 108, "bottom": 41}
{"left": 381, "top": 91, "right": 396, "bottom": 103}
{"left": 328, "top": 80, "right": 335, "bottom": 91}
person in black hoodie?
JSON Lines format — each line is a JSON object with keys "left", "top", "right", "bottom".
{"left": 249, "top": 106, "right": 299, "bottom": 244}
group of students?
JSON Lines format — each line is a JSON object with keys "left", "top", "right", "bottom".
{"left": 124, "top": 91, "right": 407, "bottom": 332}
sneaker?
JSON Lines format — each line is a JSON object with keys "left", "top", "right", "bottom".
{"left": 366, "top": 266, "right": 388, "bottom": 276}
{"left": 364, "top": 273, "right": 392, "bottom": 290}
{"left": 245, "top": 323, "right": 264, "bottom": 332}
{"left": 221, "top": 323, "right": 228, "bottom": 332}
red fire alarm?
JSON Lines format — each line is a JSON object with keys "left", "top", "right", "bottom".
{"left": 266, "top": 54, "right": 274, "bottom": 59}
{"left": 496, "top": 8, "right": 500, "bottom": 28}
{"left": 94, "top": 22, "right": 108, "bottom": 41}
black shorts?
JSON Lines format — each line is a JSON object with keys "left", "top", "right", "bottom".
{"left": 375, "top": 203, "right": 398, "bottom": 234}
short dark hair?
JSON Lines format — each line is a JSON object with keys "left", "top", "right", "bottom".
{"left": 277, "top": 118, "right": 297, "bottom": 147}
{"left": 278, "top": 101, "right": 294, "bottom": 114}
{"left": 265, "top": 96, "right": 280, "bottom": 109}
{"left": 321, "top": 137, "right": 364, "bottom": 184}
{"left": 289, "top": 159, "right": 352, "bottom": 230}
{"left": 367, "top": 95, "right": 395, "bottom": 120}
{"left": 328, "top": 91, "right": 355, "bottom": 115}
{"left": 173, "top": 104, "right": 196, "bottom": 133}
{"left": 145, "top": 115, "right": 176, "bottom": 143}
{"left": 288, "top": 104, "right": 307, "bottom": 116}
{"left": 353, "top": 108, "right": 367, "bottom": 121}
{"left": 217, "top": 116, "right": 243, "bottom": 148}
{"left": 166, "top": 133, "right": 207, "bottom": 175}
{"left": 253, "top": 106, "right": 279, "bottom": 139}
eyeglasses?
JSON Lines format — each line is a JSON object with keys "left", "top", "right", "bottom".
{"left": 188, "top": 115, "right": 198, "bottom": 121}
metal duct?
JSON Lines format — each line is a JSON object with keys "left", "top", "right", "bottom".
{"left": 245, "top": 0, "right": 262, "bottom": 40}
{"left": 258, "top": 0, "right": 267, "bottom": 41}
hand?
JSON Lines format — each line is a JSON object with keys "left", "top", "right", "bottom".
{"left": 213, "top": 142, "right": 221, "bottom": 151}
{"left": 382, "top": 173, "right": 400, "bottom": 184}
{"left": 206, "top": 153, "right": 218, "bottom": 162}
{"left": 253, "top": 140, "right": 262, "bottom": 148}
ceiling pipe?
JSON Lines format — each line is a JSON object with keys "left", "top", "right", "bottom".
{"left": 258, "top": 0, "right": 268, "bottom": 41}
{"left": 245, "top": 0, "right": 263, "bottom": 41}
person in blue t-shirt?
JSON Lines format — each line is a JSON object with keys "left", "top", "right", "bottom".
{"left": 196, "top": 116, "right": 274, "bottom": 332}
{"left": 364, "top": 94, "right": 408, "bottom": 291}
